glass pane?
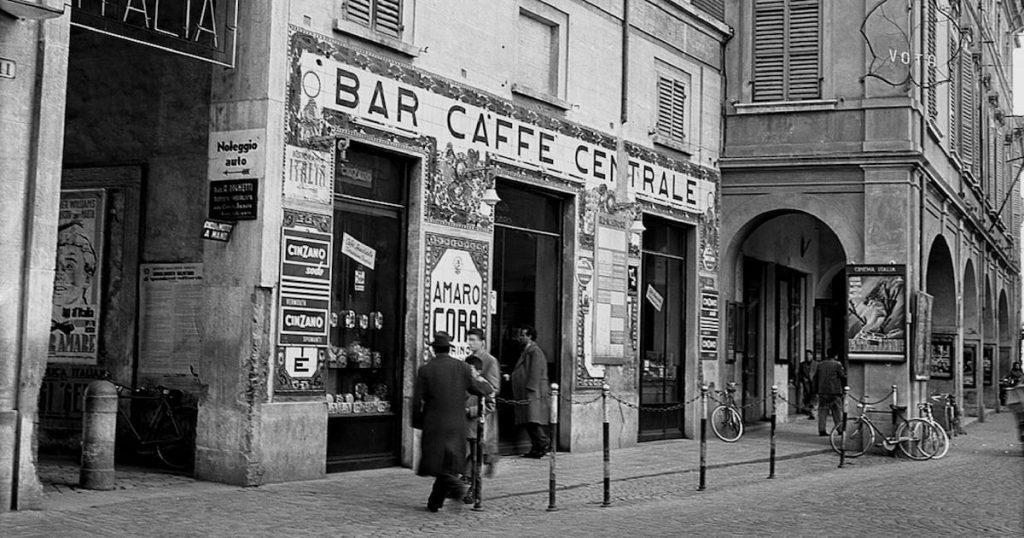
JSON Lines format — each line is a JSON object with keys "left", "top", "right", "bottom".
{"left": 494, "top": 181, "right": 561, "bottom": 233}
{"left": 642, "top": 215, "right": 686, "bottom": 257}
{"left": 335, "top": 145, "right": 407, "bottom": 205}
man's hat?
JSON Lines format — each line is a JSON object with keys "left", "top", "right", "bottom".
{"left": 430, "top": 331, "right": 451, "bottom": 348}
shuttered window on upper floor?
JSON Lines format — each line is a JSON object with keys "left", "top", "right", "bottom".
{"left": 960, "top": 53, "right": 976, "bottom": 172}
{"left": 343, "top": 0, "right": 403, "bottom": 39}
{"left": 925, "top": 0, "right": 938, "bottom": 121}
{"left": 656, "top": 75, "right": 687, "bottom": 143}
{"left": 948, "top": 36, "right": 960, "bottom": 155}
{"left": 692, "top": 0, "right": 725, "bottom": 22}
{"left": 753, "top": 0, "right": 821, "bottom": 102}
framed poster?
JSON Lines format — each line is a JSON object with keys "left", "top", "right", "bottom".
{"left": 983, "top": 345, "right": 994, "bottom": 387}
{"left": 929, "top": 332, "right": 954, "bottom": 379}
{"left": 845, "top": 265, "right": 906, "bottom": 361}
{"left": 422, "top": 233, "right": 489, "bottom": 360}
{"left": 963, "top": 344, "right": 977, "bottom": 389}
{"left": 912, "top": 292, "right": 933, "bottom": 381}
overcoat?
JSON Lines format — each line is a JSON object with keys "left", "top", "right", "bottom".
{"left": 465, "top": 350, "right": 501, "bottom": 458}
{"left": 412, "top": 352, "right": 492, "bottom": 477}
{"left": 812, "top": 358, "right": 847, "bottom": 396}
{"left": 510, "top": 341, "right": 551, "bottom": 425}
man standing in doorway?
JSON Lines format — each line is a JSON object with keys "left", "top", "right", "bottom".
{"left": 812, "top": 350, "right": 847, "bottom": 436}
{"left": 412, "top": 332, "right": 494, "bottom": 512}
{"left": 797, "top": 350, "right": 817, "bottom": 420}
{"left": 511, "top": 326, "right": 551, "bottom": 458}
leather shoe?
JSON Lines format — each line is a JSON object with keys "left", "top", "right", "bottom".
{"left": 521, "top": 451, "right": 545, "bottom": 458}
{"left": 818, "top": 432, "right": 828, "bottom": 436}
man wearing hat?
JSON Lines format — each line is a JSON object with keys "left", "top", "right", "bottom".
{"left": 412, "top": 331, "right": 494, "bottom": 512}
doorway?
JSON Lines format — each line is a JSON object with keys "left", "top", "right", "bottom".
{"left": 490, "top": 181, "right": 563, "bottom": 454}
{"left": 741, "top": 257, "right": 765, "bottom": 422}
{"left": 638, "top": 215, "right": 688, "bottom": 441}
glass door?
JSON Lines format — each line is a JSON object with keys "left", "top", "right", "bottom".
{"left": 639, "top": 216, "right": 687, "bottom": 441}
{"left": 491, "top": 181, "right": 563, "bottom": 454}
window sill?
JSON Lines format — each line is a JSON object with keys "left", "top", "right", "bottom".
{"left": 733, "top": 99, "right": 838, "bottom": 115}
{"left": 333, "top": 19, "right": 419, "bottom": 58}
{"left": 651, "top": 134, "right": 692, "bottom": 157}
{"left": 510, "top": 84, "right": 572, "bottom": 111}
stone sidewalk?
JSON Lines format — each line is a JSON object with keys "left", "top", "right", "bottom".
{"left": 35, "top": 414, "right": 834, "bottom": 512}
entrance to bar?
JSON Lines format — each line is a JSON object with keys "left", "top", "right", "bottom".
{"left": 490, "top": 180, "right": 564, "bottom": 454}
{"left": 638, "top": 215, "right": 688, "bottom": 441}
{"left": 326, "top": 144, "right": 409, "bottom": 472}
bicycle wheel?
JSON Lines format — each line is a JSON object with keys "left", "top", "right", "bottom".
{"left": 922, "top": 420, "right": 950, "bottom": 459}
{"left": 154, "top": 406, "right": 196, "bottom": 471}
{"left": 829, "top": 418, "right": 873, "bottom": 457}
{"left": 710, "top": 405, "right": 743, "bottom": 442}
{"left": 896, "top": 418, "right": 938, "bottom": 460}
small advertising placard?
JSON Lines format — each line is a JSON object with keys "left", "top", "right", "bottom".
{"left": 341, "top": 232, "right": 376, "bottom": 270}
{"left": 201, "top": 220, "right": 234, "bottom": 242}
{"left": 209, "top": 178, "right": 258, "bottom": 221}
{"left": 208, "top": 129, "right": 264, "bottom": 181}
{"left": 699, "top": 289, "right": 720, "bottom": 361}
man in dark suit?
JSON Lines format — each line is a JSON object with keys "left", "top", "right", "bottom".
{"left": 510, "top": 326, "right": 551, "bottom": 458}
{"left": 412, "top": 331, "right": 493, "bottom": 512}
{"left": 812, "top": 351, "right": 847, "bottom": 436}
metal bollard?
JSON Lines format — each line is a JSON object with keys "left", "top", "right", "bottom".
{"left": 768, "top": 385, "right": 778, "bottom": 479}
{"left": 80, "top": 380, "right": 117, "bottom": 490}
{"left": 891, "top": 384, "right": 898, "bottom": 434}
{"left": 838, "top": 386, "right": 849, "bottom": 469}
{"left": 472, "top": 398, "right": 485, "bottom": 511}
{"left": 698, "top": 385, "right": 708, "bottom": 491}
{"left": 601, "top": 383, "right": 611, "bottom": 507}
{"left": 547, "top": 383, "right": 559, "bottom": 512}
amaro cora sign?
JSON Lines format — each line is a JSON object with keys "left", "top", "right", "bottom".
{"left": 297, "top": 52, "right": 715, "bottom": 215}
{"left": 424, "top": 234, "right": 489, "bottom": 359}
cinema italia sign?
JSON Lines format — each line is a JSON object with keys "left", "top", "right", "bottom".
{"left": 71, "top": 0, "right": 238, "bottom": 67}
{"left": 298, "top": 52, "right": 716, "bottom": 214}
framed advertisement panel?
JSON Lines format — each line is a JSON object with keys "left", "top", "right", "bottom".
{"left": 963, "top": 344, "right": 977, "bottom": 389}
{"left": 845, "top": 265, "right": 906, "bottom": 361}
{"left": 929, "top": 332, "right": 954, "bottom": 379}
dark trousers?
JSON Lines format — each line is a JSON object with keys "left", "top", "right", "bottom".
{"left": 427, "top": 473, "right": 464, "bottom": 509}
{"left": 525, "top": 422, "right": 550, "bottom": 453}
{"left": 800, "top": 383, "right": 815, "bottom": 414}
{"left": 818, "top": 394, "right": 843, "bottom": 434}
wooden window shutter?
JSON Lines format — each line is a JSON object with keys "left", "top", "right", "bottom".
{"left": 345, "top": 0, "right": 373, "bottom": 27}
{"left": 656, "top": 75, "right": 687, "bottom": 142}
{"left": 373, "top": 0, "right": 403, "bottom": 38}
{"left": 753, "top": 0, "right": 786, "bottom": 101}
{"left": 787, "top": 0, "right": 821, "bottom": 100}
{"left": 948, "top": 36, "right": 959, "bottom": 153}
{"left": 925, "top": 0, "right": 938, "bottom": 120}
{"left": 961, "top": 53, "right": 975, "bottom": 169}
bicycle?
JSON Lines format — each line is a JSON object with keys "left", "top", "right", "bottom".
{"left": 710, "top": 382, "right": 744, "bottom": 442}
{"left": 107, "top": 377, "right": 196, "bottom": 470}
{"left": 916, "top": 402, "right": 950, "bottom": 459}
{"left": 829, "top": 403, "right": 943, "bottom": 460}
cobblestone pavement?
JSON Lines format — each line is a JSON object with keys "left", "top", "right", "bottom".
{"left": 2, "top": 413, "right": 1020, "bottom": 536}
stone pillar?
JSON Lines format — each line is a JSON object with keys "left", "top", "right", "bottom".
{"left": 0, "top": 10, "right": 70, "bottom": 511}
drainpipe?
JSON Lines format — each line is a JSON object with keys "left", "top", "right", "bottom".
{"left": 615, "top": 0, "right": 630, "bottom": 202}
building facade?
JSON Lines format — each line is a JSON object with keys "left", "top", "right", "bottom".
{"left": 720, "top": 0, "right": 1023, "bottom": 425}
{"left": 1, "top": 0, "right": 729, "bottom": 508}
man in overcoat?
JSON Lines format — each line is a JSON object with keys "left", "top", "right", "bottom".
{"left": 812, "top": 351, "right": 847, "bottom": 436}
{"left": 412, "top": 332, "right": 493, "bottom": 512}
{"left": 465, "top": 328, "right": 500, "bottom": 480}
{"left": 510, "top": 326, "right": 551, "bottom": 457}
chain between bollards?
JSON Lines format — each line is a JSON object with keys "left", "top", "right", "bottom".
{"left": 768, "top": 385, "right": 778, "bottom": 479}
{"left": 472, "top": 398, "right": 485, "bottom": 511}
{"left": 838, "top": 385, "right": 849, "bottom": 468}
{"left": 547, "top": 383, "right": 559, "bottom": 512}
{"left": 601, "top": 383, "right": 611, "bottom": 507}
{"left": 698, "top": 384, "right": 708, "bottom": 491}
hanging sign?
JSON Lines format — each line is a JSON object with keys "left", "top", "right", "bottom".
{"left": 423, "top": 233, "right": 489, "bottom": 359}
{"left": 699, "top": 289, "right": 719, "bottom": 361}
{"left": 49, "top": 189, "right": 106, "bottom": 365}
{"left": 341, "top": 232, "right": 376, "bottom": 270}
{"left": 208, "top": 178, "right": 258, "bottom": 221}
{"left": 70, "top": 0, "right": 239, "bottom": 68}
{"left": 645, "top": 284, "right": 664, "bottom": 312}
{"left": 846, "top": 265, "right": 906, "bottom": 361}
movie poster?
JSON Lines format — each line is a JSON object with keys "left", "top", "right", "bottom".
{"left": 49, "top": 189, "right": 105, "bottom": 365}
{"left": 846, "top": 265, "right": 906, "bottom": 361}
{"left": 929, "top": 332, "right": 954, "bottom": 379}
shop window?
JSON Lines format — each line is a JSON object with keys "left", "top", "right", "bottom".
{"left": 493, "top": 181, "right": 561, "bottom": 234}
{"left": 655, "top": 74, "right": 687, "bottom": 145}
{"left": 342, "top": 0, "right": 404, "bottom": 39}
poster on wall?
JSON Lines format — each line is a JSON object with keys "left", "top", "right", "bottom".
{"left": 423, "top": 233, "right": 489, "bottom": 360}
{"left": 592, "top": 217, "right": 630, "bottom": 365}
{"left": 49, "top": 189, "right": 106, "bottom": 365}
{"left": 137, "top": 264, "right": 203, "bottom": 376}
{"left": 845, "top": 265, "right": 906, "bottom": 361}
{"left": 983, "top": 346, "right": 994, "bottom": 387}
{"left": 963, "top": 345, "right": 977, "bottom": 388}
{"left": 913, "top": 292, "right": 933, "bottom": 381}
{"left": 699, "top": 289, "right": 719, "bottom": 361}
{"left": 929, "top": 332, "right": 954, "bottom": 379}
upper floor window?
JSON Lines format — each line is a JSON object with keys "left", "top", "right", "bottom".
{"left": 512, "top": 1, "right": 569, "bottom": 107}
{"left": 343, "top": 0, "right": 403, "bottom": 39}
{"left": 655, "top": 75, "right": 687, "bottom": 144}
{"left": 752, "top": 0, "right": 821, "bottom": 101}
